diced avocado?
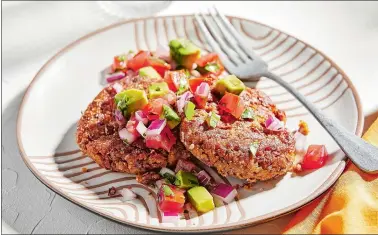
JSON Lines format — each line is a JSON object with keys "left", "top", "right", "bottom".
{"left": 148, "top": 82, "right": 169, "bottom": 99}
{"left": 183, "top": 69, "right": 191, "bottom": 78}
{"left": 115, "top": 89, "right": 148, "bottom": 117}
{"left": 139, "top": 66, "right": 162, "bottom": 79}
{"left": 177, "top": 76, "right": 189, "bottom": 95}
{"left": 118, "top": 54, "right": 126, "bottom": 61}
{"left": 169, "top": 39, "right": 200, "bottom": 56}
{"left": 184, "top": 101, "right": 195, "bottom": 120}
{"left": 162, "top": 173, "right": 176, "bottom": 184}
{"left": 204, "top": 63, "right": 220, "bottom": 73}
{"left": 241, "top": 107, "right": 255, "bottom": 119}
{"left": 162, "top": 185, "right": 174, "bottom": 196}
{"left": 167, "top": 119, "right": 181, "bottom": 129}
{"left": 187, "top": 186, "right": 215, "bottom": 213}
{"left": 169, "top": 39, "right": 201, "bottom": 69}
{"left": 206, "top": 112, "right": 220, "bottom": 128}
{"left": 174, "top": 170, "right": 199, "bottom": 189}
{"left": 162, "top": 105, "right": 181, "bottom": 129}
{"left": 250, "top": 141, "right": 259, "bottom": 157}
{"left": 214, "top": 75, "right": 245, "bottom": 96}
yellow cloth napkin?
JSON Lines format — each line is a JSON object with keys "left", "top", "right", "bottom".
{"left": 284, "top": 118, "right": 378, "bottom": 234}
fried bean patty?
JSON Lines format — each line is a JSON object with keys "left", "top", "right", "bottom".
{"left": 180, "top": 88, "right": 295, "bottom": 183}
{"left": 76, "top": 76, "right": 190, "bottom": 174}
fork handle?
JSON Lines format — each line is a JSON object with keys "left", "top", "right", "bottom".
{"left": 262, "top": 71, "right": 378, "bottom": 174}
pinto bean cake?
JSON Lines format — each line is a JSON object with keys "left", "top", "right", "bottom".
{"left": 76, "top": 76, "right": 190, "bottom": 174}
{"left": 180, "top": 88, "right": 296, "bottom": 183}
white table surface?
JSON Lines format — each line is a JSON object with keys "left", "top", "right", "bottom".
{"left": 2, "top": 1, "right": 378, "bottom": 234}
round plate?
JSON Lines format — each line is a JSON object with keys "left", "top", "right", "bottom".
{"left": 17, "top": 15, "right": 363, "bottom": 232}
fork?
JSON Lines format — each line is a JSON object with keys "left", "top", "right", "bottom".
{"left": 194, "top": 8, "right": 378, "bottom": 174}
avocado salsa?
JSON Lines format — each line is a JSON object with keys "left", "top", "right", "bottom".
{"left": 105, "top": 38, "right": 244, "bottom": 219}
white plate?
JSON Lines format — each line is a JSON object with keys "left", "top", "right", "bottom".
{"left": 17, "top": 15, "right": 363, "bottom": 232}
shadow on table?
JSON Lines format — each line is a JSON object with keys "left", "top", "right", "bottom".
{"left": 2, "top": 90, "right": 155, "bottom": 234}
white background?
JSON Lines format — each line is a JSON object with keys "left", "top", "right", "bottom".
{"left": 2, "top": 1, "right": 378, "bottom": 234}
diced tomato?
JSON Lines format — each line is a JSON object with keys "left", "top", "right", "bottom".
{"left": 148, "top": 58, "right": 171, "bottom": 77}
{"left": 145, "top": 134, "right": 162, "bottom": 149}
{"left": 194, "top": 95, "right": 207, "bottom": 109}
{"left": 193, "top": 82, "right": 210, "bottom": 108}
{"left": 302, "top": 145, "right": 329, "bottom": 170}
{"left": 218, "top": 93, "right": 245, "bottom": 119}
{"left": 142, "top": 98, "right": 168, "bottom": 121}
{"left": 194, "top": 94, "right": 207, "bottom": 109}
{"left": 158, "top": 184, "right": 186, "bottom": 213}
{"left": 126, "top": 51, "right": 171, "bottom": 76}
{"left": 160, "top": 126, "right": 177, "bottom": 151}
{"left": 165, "top": 71, "right": 182, "bottom": 92}
{"left": 163, "top": 90, "right": 177, "bottom": 105}
{"left": 219, "top": 109, "right": 237, "bottom": 123}
{"left": 189, "top": 77, "right": 205, "bottom": 93}
{"left": 165, "top": 70, "right": 188, "bottom": 92}
{"left": 112, "top": 55, "right": 127, "bottom": 71}
{"left": 146, "top": 126, "right": 176, "bottom": 152}
{"left": 126, "top": 51, "right": 150, "bottom": 71}
{"left": 188, "top": 77, "right": 212, "bottom": 93}
{"left": 196, "top": 53, "right": 218, "bottom": 67}
{"left": 195, "top": 53, "right": 224, "bottom": 76}
{"left": 126, "top": 114, "right": 139, "bottom": 136}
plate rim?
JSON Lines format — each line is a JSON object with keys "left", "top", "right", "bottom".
{"left": 16, "top": 14, "right": 364, "bottom": 233}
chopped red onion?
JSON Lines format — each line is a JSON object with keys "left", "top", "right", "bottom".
{"left": 176, "top": 91, "right": 193, "bottom": 113}
{"left": 184, "top": 203, "right": 197, "bottom": 219}
{"left": 164, "top": 90, "right": 177, "bottom": 105}
{"left": 192, "top": 63, "right": 198, "bottom": 70}
{"left": 126, "top": 69, "right": 136, "bottom": 78}
{"left": 112, "top": 83, "right": 123, "bottom": 94}
{"left": 155, "top": 44, "right": 171, "bottom": 62}
{"left": 114, "top": 110, "right": 125, "bottom": 125}
{"left": 197, "top": 170, "right": 212, "bottom": 186}
{"left": 211, "top": 183, "right": 238, "bottom": 204}
{"left": 106, "top": 71, "right": 125, "bottom": 83}
{"left": 155, "top": 179, "right": 168, "bottom": 189}
{"left": 265, "top": 115, "right": 283, "bottom": 131}
{"left": 122, "top": 70, "right": 137, "bottom": 85}
{"left": 127, "top": 52, "right": 135, "bottom": 60}
{"left": 126, "top": 115, "right": 138, "bottom": 133}
{"left": 190, "top": 70, "right": 201, "bottom": 77}
{"left": 136, "top": 122, "right": 147, "bottom": 137}
{"left": 119, "top": 128, "right": 138, "bottom": 144}
{"left": 120, "top": 188, "right": 136, "bottom": 201}
{"left": 146, "top": 119, "right": 167, "bottom": 137}
{"left": 195, "top": 82, "right": 210, "bottom": 98}
{"left": 135, "top": 110, "right": 148, "bottom": 125}
{"left": 161, "top": 212, "right": 179, "bottom": 223}
{"left": 108, "top": 64, "right": 115, "bottom": 74}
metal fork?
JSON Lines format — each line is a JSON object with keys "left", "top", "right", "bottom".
{"left": 194, "top": 8, "right": 378, "bottom": 174}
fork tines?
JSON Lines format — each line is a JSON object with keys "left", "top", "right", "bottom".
{"left": 194, "top": 7, "right": 259, "bottom": 69}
